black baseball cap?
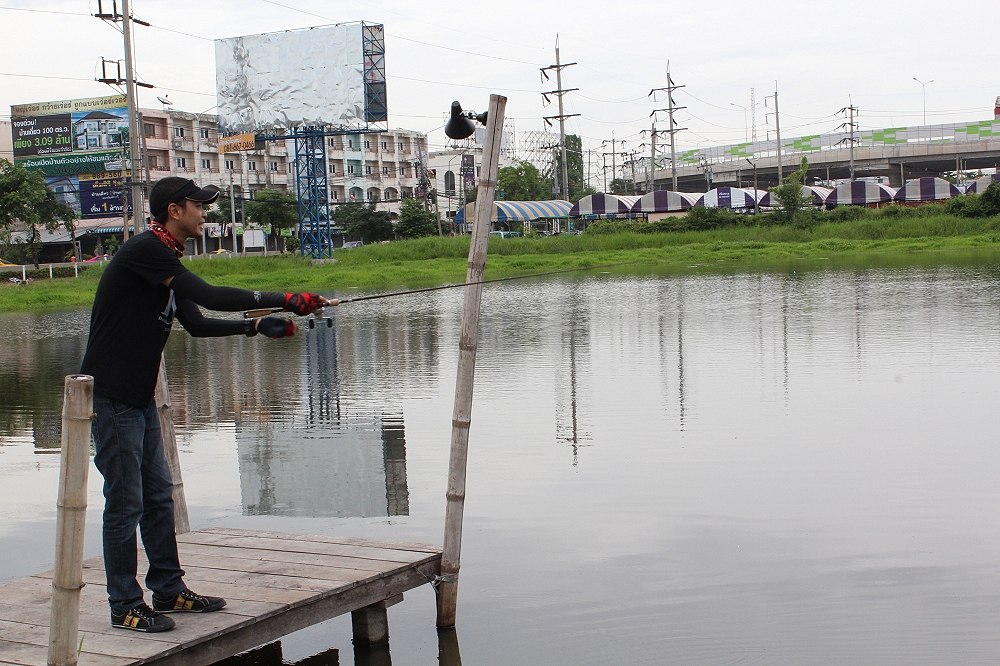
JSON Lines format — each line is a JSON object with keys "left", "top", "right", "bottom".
{"left": 149, "top": 177, "right": 221, "bottom": 219}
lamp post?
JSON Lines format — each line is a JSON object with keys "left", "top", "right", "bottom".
{"left": 730, "top": 102, "right": 748, "bottom": 143}
{"left": 913, "top": 77, "right": 933, "bottom": 125}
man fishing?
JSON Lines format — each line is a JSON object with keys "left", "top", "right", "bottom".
{"left": 80, "top": 176, "right": 329, "bottom": 632}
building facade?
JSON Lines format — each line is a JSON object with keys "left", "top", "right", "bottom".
{"left": 139, "top": 106, "right": 428, "bottom": 218}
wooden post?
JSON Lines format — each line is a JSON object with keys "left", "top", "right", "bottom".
{"left": 437, "top": 94, "right": 507, "bottom": 628}
{"left": 154, "top": 357, "right": 190, "bottom": 533}
{"left": 48, "top": 374, "right": 93, "bottom": 666}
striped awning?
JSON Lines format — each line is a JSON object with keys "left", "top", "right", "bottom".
{"left": 965, "top": 174, "right": 1000, "bottom": 194}
{"left": 825, "top": 181, "right": 897, "bottom": 206}
{"left": 697, "top": 187, "right": 765, "bottom": 209}
{"left": 759, "top": 186, "right": 832, "bottom": 208}
{"left": 630, "top": 190, "right": 700, "bottom": 213}
{"left": 894, "top": 177, "right": 961, "bottom": 202}
{"left": 569, "top": 194, "right": 641, "bottom": 216}
{"left": 454, "top": 200, "right": 572, "bottom": 224}
{"left": 87, "top": 225, "right": 126, "bottom": 234}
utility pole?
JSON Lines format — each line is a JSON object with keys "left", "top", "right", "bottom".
{"left": 601, "top": 134, "right": 625, "bottom": 194}
{"left": 641, "top": 120, "right": 671, "bottom": 192}
{"left": 96, "top": 0, "right": 151, "bottom": 239}
{"left": 765, "top": 83, "right": 783, "bottom": 181}
{"left": 837, "top": 103, "right": 860, "bottom": 181}
{"left": 649, "top": 62, "right": 686, "bottom": 191}
{"left": 540, "top": 35, "right": 579, "bottom": 201}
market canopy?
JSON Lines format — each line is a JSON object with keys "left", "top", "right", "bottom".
{"left": 630, "top": 190, "right": 700, "bottom": 213}
{"left": 570, "top": 194, "right": 641, "bottom": 217}
{"left": 454, "top": 200, "right": 572, "bottom": 224}
{"left": 894, "top": 177, "right": 961, "bottom": 202}
{"left": 825, "top": 181, "right": 897, "bottom": 206}
{"left": 697, "top": 187, "right": 765, "bottom": 210}
{"left": 966, "top": 174, "right": 1000, "bottom": 194}
{"left": 759, "top": 186, "right": 832, "bottom": 208}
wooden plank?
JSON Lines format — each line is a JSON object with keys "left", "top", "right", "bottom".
{"left": 0, "top": 528, "right": 442, "bottom": 666}
{"left": 145, "top": 558, "right": 440, "bottom": 666}
{"left": 177, "top": 532, "right": 435, "bottom": 564}
{"left": 176, "top": 542, "right": 424, "bottom": 573}
{"left": 0, "top": 619, "right": 178, "bottom": 660}
{"left": 196, "top": 528, "right": 441, "bottom": 554}
{"left": 0, "top": 639, "right": 132, "bottom": 666}
{"left": 178, "top": 532, "right": 434, "bottom": 563}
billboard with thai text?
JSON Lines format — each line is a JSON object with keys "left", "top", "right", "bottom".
{"left": 10, "top": 94, "right": 131, "bottom": 219}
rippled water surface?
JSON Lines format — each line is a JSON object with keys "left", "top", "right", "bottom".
{"left": 4, "top": 266, "right": 1000, "bottom": 664}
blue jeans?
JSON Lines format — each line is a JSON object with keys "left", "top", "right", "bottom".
{"left": 92, "top": 394, "right": 185, "bottom": 613}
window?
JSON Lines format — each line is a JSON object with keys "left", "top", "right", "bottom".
{"left": 364, "top": 140, "right": 371, "bottom": 149}
{"left": 247, "top": 160, "right": 257, "bottom": 171}
{"left": 199, "top": 128, "right": 210, "bottom": 139}
{"left": 347, "top": 164, "right": 355, "bottom": 175}
{"left": 381, "top": 141, "right": 387, "bottom": 150}
{"left": 382, "top": 166, "right": 389, "bottom": 175}
{"left": 330, "top": 163, "right": 337, "bottom": 173}
{"left": 332, "top": 190, "right": 339, "bottom": 200}
{"left": 329, "top": 138, "right": 337, "bottom": 148}
{"left": 384, "top": 190, "right": 391, "bottom": 200}
{"left": 398, "top": 142, "right": 404, "bottom": 151}
{"left": 173, "top": 127, "right": 185, "bottom": 138}
{"left": 143, "top": 123, "right": 155, "bottom": 138}
{"left": 347, "top": 139, "right": 354, "bottom": 149}
{"left": 201, "top": 159, "right": 212, "bottom": 169}
{"left": 224, "top": 159, "right": 235, "bottom": 170}
{"left": 269, "top": 161, "right": 278, "bottom": 172}
{"left": 175, "top": 157, "right": 186, "bottom": 169}
{"left": 367, "top": 191, "right": 375, "bottom": 201}
{"left": 365, "top": 165, "right": 372, "bottom": 175}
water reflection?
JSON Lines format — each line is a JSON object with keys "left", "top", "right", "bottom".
{"left": 8, "top": 267, "right": 1000, "bottom": 662}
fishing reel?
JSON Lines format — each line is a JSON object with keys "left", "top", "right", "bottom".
{"left": 308, "top": 315, "right": 334, "bottom": 329}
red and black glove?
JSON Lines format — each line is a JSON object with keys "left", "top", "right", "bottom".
{"left": 257, "top": 316, "right": 298, "bottom": 339}
{"left": 283, "top": 292, "right": 325, "bottom": 315}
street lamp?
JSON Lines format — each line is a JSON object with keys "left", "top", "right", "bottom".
{"left": 730, "top": 102, "right": 748, "bottom": 143}
{"left": 913, "top": 77, "right": 934, "bottom": 125}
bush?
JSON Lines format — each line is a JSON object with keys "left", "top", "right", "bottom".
{"left": 585, "top": 219, "right": 640, "bottom": 234}
{"left": 683, "top": 206, "right": 742, "bottom": 230}
{"left": 823, "top": 206, "right": 868, "bottom": 222}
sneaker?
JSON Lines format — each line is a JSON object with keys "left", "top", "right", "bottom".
{"left": 152, "top": 588, "right": 227, "bottom": 613}
{"left": 111, "top": 603, "right": 175, "bottom": 632}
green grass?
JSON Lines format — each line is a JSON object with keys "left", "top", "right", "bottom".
{"left": 4, "top": 217, "right": 1000, "bottom": 314}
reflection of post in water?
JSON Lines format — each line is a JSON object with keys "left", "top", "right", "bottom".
{"left": 555, "top": 287, "right": 591, "bottom": 465}
{"left": 657, "top": 282, "right": 686, "bottom": 431}
{"left": 381, "top": 415, "right": 409, "bottom": 516}
{"left": 305, "top": 311, "right": 342, "bottom": 424}
{"left": 437, "top": 627, "right": 463, "bottom": 666}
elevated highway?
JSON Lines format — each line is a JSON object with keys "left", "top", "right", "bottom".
{"left": 647, "top": 118, "right": 1000, "bottom": 192}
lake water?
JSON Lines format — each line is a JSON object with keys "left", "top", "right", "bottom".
{"left": 3, "top": 265, "right": 1000, "bottom": 664}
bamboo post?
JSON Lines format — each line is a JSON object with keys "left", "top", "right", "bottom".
{"left": 437, "top": 94, "right": 507, "bottom": 628}
{"left": 154, "top": 357, "right": 190, "bottom": 533}
{"left": 48, "top": 374, "right": 93, "bottom": 666}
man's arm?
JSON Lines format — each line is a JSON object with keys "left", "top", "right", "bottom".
{"left": 175, "top": 299, "right": 297, "bottom": 339}
{"left": 166, "top": 271, "right": 329, "bottom": 315}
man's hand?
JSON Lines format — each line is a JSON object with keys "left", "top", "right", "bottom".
{"left": 257, "top": 316, "right": 298, "bottom": 339}
{"left": 283, "top": 292, "right": 327, "bottom": 315}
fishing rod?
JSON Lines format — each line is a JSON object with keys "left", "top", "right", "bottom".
{"left": 242, "top": 263, "right": 622, "bottom": 319}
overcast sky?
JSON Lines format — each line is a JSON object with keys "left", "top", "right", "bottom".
{"left": 2, "top": 0, "right": 996, "bottom": 161}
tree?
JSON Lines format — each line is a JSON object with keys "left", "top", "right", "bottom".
{"left": 0, "top": 159, "right": 74, "bottom": 266}
{"left": 770, "top": 157, "right": 812, "bottom": 225}
{"left": 333, "top": 202, "right": 393, "bottom": 244}
{"left": 207, "top": 193, "right": 243, "bottom": 227}
{"left": 243, "top": 188, "right": 298, "bottom": 250}
{"left": 497, "top": 161, "right": 552, "bottom": 201}
{"left": 396, "top": 197, "right": 439, "bottom": 238}
{"left": 554, "top": 134, "right": 594, "bottom": 201}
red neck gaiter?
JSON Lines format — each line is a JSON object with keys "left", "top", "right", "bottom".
{"left": 148, "top": 221, "right": 184, "bottom": 258}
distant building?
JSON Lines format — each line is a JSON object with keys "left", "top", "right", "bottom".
{"left": 0, "top": 120, "right": 12, "bottom": 162}
{"left": 139, "top": 106, "right": 428, "bottom": 218}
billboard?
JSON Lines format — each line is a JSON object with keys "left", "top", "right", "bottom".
{"left": 215, "top": 22, "right": 387, "bottom": 134}
{"left": 10, "top": 95, "right": 131, "bottom": 219}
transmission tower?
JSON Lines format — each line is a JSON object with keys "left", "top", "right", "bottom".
{"left": 649, "top": 62, "right": 686, "bottom": 191}
{"left": 540, "top": 35, "right": 579, "bottom": 201}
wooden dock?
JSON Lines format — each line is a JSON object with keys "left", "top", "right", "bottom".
{"left": 0, "top": 527, "right": 442, "bottom": 666}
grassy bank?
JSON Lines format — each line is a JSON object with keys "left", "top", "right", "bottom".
{"left": 3, "top": 214, "right": 1000, "bottom": 314}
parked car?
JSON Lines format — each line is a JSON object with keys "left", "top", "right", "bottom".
{"left": 83, "top": 254, "right": 112, "bottom": 263}
{"left": 342, "top": 241, "right": 364, "bottom": 249}
{"left": 0, "top": 258, "right": 15, "bottom": 266}
{"left": 489, "top": 231, "right": 522, "bottom": 238}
